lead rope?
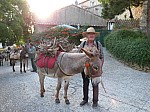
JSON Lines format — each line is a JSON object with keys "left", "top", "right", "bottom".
{"left": 100, "top": 77, "right": 107, "bottom": 93}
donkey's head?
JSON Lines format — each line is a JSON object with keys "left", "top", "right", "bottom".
{"left": 81, "top": 45, "right": 102, "bottom": 78}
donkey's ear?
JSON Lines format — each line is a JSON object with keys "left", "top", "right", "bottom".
{"left": 81, "top": 48, "right": 93, "bottom": 58}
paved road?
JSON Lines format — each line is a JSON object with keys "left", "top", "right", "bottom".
{"left": 0, "top": 48, "right": 150, "bottom": 112}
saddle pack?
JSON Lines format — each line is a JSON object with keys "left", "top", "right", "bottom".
{"left": 36, "top": 51, "right": 61, "bottom": 69}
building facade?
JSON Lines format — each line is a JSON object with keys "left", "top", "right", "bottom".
{"left": 34, "top": 4, "right": 106, "bottom": 33}
{"left": 76, "top": 0, "right": 102, "bottom": 16}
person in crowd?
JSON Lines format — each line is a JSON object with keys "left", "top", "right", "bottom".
{"left": 28, "top": 43, "right": 37, "bottom": 72}
{"left": 78, "top": 27, "right": 104, "bottom": 107}
{"left": 6, "top": 47, "right": 12, "bottom": 65}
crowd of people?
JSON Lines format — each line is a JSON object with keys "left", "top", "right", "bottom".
{"left": 0, "top": 43, "right": 37, "bottom": 73}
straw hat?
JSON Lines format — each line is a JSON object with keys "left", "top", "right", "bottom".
{"left": 82, "top": 27, "right": 100, "bottom": 37}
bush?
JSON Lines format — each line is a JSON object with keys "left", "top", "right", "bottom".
{"left": 104, "top": 29, "right": 150, "bottom": 71}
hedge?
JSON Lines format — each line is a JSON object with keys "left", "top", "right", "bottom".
{"left": 104, "top": 29, "right": 150, "bottom": 71}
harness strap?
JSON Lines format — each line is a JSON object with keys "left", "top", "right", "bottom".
{"left": 34, "top": 57, "right": 41, "bottom": 63}
{"left": 35, "top": 54, "right": 51, "bottom": 74}
{"left": 57, "top": 53, "right": 72, "bottom": 76}
{"left": 82, "top": 41, "right": 99, "bottom": 50}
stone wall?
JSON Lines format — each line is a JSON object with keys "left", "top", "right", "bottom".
{"left": 115, "top": 6, "right": 142, "bottom": 20}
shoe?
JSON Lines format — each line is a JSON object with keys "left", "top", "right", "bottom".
{"left": 92, "top": 103, "right": 98, "bottom": 107}
{"left": 31, "top": 70, "right": 36, "bottom": 72}
{"left": 80, "top": 100, "right": 88, "bottom": 106}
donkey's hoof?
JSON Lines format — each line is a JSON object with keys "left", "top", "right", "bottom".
{"left": 40, "top": 94, "right": 44, "bottom": 97}
{"left": 24, "top": 71, "right": 26, "bottom": 73}
{"left": 65, "top": 99, "right": 70, "bottom": 105}
{"left": 55, "top": 99, "right": 60, "bottom": 103}
{"left": 13, "top": 70, "right": 15, "bottom": 72}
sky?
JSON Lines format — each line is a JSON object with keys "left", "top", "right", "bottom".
{"left": 27, "top": 0, "right": 84, "bottom": 19}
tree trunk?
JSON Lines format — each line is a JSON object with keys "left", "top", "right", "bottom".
{"left": 147, "top": 0, "right": 150, "bottom": 36}
{"left": 129, "top": 6, "right": 134, "bottom": 19}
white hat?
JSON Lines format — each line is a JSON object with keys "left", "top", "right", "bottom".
{"left": 82, "top": 27, "right": 100, "bottom": 37}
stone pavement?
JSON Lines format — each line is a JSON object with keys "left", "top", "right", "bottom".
{"left": 0, "top": 48, "right": 150, "bottom": 112}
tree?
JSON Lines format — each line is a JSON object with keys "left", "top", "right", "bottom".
{"left": 101, "top": 3, "right": 115, "bottom": 19}
{"left": 0, "top": 0, "right": 17, "bottom": 45}
{"left": 16, "top": 0, "right": 33, "bottom": 41}
{"left": 0, "top": 22, "right": 14, "bottom": 46}
{"left": 147, "top": 0, "right": 150, "bottom": 36}
{"left": 0, "top": 0, "right": 33, "bottom": 46}
{"left": 99, "top": 0, "right": 146, "bottom": 20}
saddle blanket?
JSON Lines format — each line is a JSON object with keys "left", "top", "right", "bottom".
{"left": 36, "top": 52, "right": 61, "bottom": 69}
{"left": 10, "top": 53, "right": 20, "bottom": 59}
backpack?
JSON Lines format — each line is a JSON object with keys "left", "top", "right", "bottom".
{"left": 82, "top": 41, "right": 103, "bottom": 59}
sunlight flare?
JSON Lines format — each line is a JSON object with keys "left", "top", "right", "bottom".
{"left": 27, "top": 0, "right": 80, "bottom": 19}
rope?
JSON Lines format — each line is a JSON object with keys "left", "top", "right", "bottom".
{"left": 57, "top": 53, "right": 72, "bottom": 76}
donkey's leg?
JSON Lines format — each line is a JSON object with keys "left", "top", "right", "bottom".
{"left": 12, "top": 60, "right": 15, "bottom": 72}
{"left": 10, "top": 58, "right": 12, "bottom": 66}
{"left": 64, "top": 80, "right": 70, "bottom": 104}
{"left": 23, "top": 59, "right": 26, "bottom": 73}
{"left": 0, "top": 59, "right": 2, "bottom": 66}
{"left": 23, "top": 63, "right": 26, "bottom": 72}
{"left": 2, "top": 59, "right": 4, "bottom": 66}
{"left": 20, "top": 59, "right": 22, "bottom": 73}
{"left": 55, "top": 78, "right": 62, "bottom": 103}
{"left": 38, "top": 72, "right": 45, "bottom": 97}
{"left": 26, "top": 58, "right": 28, "bottom": 70}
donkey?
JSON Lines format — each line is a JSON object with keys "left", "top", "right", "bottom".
{"left": 0, "top": 52, "right": 5, "bottom": 66}
{"left": 10, "top": 46, "right": 29, "bottom": 73}
{"left": 36, "top": 45, "right": 102, "bottom": 104}
{"left": 4, "top": 47, "right": 11, "bottom": 63}
{"left": 19, "top": 45, "right": 29, "bottom": 73}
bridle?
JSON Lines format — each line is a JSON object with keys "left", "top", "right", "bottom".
{"left": 85, "top": 58, "right": 100, "bottom": 78}
{"left": 85, "top": 62, "right": 93, "bottom": 78}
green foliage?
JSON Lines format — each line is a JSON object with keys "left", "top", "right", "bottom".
{"left": 99, "top": 0, "right": 145, "bottom": 20}
{"left": 104, "top": 30, "right": 150, "bottom": 69}
{"left": 101, "top": 3, "right": 114, "bottom": 20}
{"left": 0, "top": 0, "right": 33, "bottom": 46}
{"left": 101, "top": 0, "right": 128, "bottom": 19}
{"left": 95, "top": 30, "right": 111, "bottom": 47}
{"left": 0, "top": 22, "right": 14, "bottom": 45}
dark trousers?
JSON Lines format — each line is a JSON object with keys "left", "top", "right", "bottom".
{"left": 31, "top": 58, "right": 37, "bottom": 72}
{"left": 81, "top": 71, "right": 99, "bottom": 103}
{"left": 10, "top": 59, "right": 12, "bottom": 66}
